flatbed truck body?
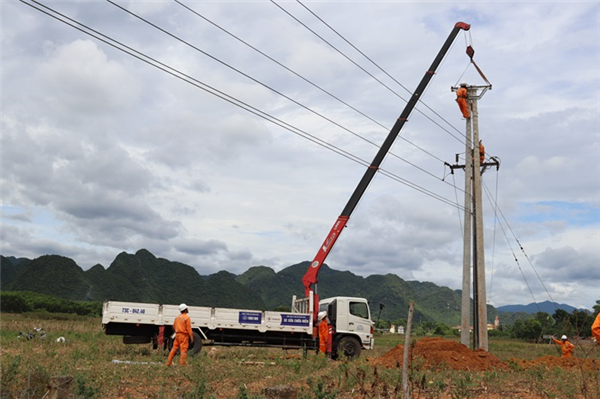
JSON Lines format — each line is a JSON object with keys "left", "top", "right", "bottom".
{"left": 102, "top": 294, "right": 373, "bottom": 358}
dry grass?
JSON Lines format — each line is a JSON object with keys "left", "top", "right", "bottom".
{"left": 1, "top": 313, "right": 599, "bottom": 399}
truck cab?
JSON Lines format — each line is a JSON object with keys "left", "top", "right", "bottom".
{"left": 319, "top": 296, "right": 374, "bottom": 358}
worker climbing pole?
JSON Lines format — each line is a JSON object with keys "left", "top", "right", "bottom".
{"left": 447, "top": 36, "right": 496, "bottom": 352}
{"left": 456, "top": 82, "right": 470, "bottom": 118}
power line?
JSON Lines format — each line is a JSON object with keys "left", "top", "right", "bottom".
{"left": 129, "top": 0, "right": 466, "bottom": 195}
{"left": 108, "top": 0, "right": 469, "bottom": 201}
{"left": 295, "top": 0, "right": 468, "bottom": 145}
{"left": 482, "top": 179, "right": 558, "bottom": 310}
{"left": 274, "top": 0, "right": 469, "bottom": 147}
{"left": 20, "top": 0, "right": 366, "bottom": 167}
{"left": 21, "top": 0, "right": 468, "bottom": 214}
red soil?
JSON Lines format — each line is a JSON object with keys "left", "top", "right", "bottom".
{"left": 369, "top": 337, "right": 599, "bottom": 372}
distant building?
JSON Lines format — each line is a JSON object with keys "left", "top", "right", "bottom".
{"left": 486, "top": 316, "right": 501, "bottom": 331}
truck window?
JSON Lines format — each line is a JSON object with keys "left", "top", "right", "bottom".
{"left": 349, "top": 302, "right": 369, "bottom": 319}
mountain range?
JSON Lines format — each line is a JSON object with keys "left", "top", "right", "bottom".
{"left": 496, "top": 301, "right": 581, "bottom": 314}
{"left": 0, "top": 249, "right": 583, "bottom": 325}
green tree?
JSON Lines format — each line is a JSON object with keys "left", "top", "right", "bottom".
{"left": 374, "top": 319, "right": 390, "bottom": 330}
{"left": 593, "top": 300, "right": 600, "bottom": 315}
{"left": 534, "top": 312, "right": 554, "bottom": 335}
{"left": 510, "top": 318, "right": 542, "bottom": 341}
{"left": 433, "top": 323, "right": 454, "bottom": 336}
{"left": 0, "top": 292, "right": 30, "bottom": 313}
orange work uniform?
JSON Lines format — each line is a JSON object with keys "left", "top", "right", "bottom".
{"left": 592, "top": 313, "right": 600, "bottom": 344}
{"left": 456, "top": 87, "right": 470, "bottom": 118}
{"left": 479, "top": 142, "right": 485, "bottom": 164}
{"left": 552, "top": 338, "right": 575, "bottom": 358}
{"left": 167, "top": 312, "right": 194, "bottom": 366}
{"left": 318, "top": 319, "right": 329, "bottom": 354}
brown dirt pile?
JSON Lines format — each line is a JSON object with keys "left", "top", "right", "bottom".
{"left": 370, "top": 337, "right": 507, "bottom": 371}
{"left": 370, "top": 338, "right": 600, "bottom": 373}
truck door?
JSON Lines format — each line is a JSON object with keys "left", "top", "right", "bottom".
{"left": 347, "top": 300, "right": 371, "bottom": 334}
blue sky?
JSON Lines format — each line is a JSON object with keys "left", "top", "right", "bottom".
{"left": 1, "top": 1, "right": 599, "bottom": 311}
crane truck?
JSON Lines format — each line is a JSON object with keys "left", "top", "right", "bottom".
{"left": 102, "top": 22, "right": 471, "bottom": 359}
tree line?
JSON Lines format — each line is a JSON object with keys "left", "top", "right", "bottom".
{"left": 0, "top": 291, "right": 102, "bottom": 316}
{"left": 505, "top": 304, "right": 599, "bottom": 342}
{"left": 374, "top": 300, "right": 600, "bottom": 342}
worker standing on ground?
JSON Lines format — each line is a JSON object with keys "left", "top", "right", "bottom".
{"left": 456, "top": 82, "right": 470, "bottom": 118}
{"left": 592, "top": 313, "right": 600, "bottom": 344}
{"left": 318, "top": 311, "right": 329, "bottom": 357}
{"left": 552, "top": 335, "right": 575, "bottom": 358}
{"left": 167, "top": 303, "right": 194, "bottom": 366}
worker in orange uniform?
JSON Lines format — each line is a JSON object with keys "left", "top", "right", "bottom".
{"left": 592, "top": 313, "right": 600, "bottom": 344}
{"left": 167, "top": 303, "right": 194, "bottom": 366}
{"left": 456, "top": 82, "right": 470, "bottom": 118}
{"left": 552, "top": 335, "right": 575, "bottom": 358}
{"left": 478, "top": 140, "right": 485, "bottom": 164}
{"left": 317, "top": 311, "right": 329, "bottom": 357}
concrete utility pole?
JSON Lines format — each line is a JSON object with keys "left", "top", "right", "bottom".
{"left": 448, "top": 84, "right": 497, "bottom": 351}
{"left": 460, "top": 107, "right": 473, "bottom": 348}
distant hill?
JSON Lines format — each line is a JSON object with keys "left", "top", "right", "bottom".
{"left": 0, "top": 250, "right": 265, "bottom": 310}
{"left": 496, "top": 301, "right": 583, "bottom": 315}
{"left": 0, "top": 250, "right": 586, "bottom": 325}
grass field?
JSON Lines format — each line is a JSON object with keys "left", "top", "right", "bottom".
{"left": 1, "top": 313, "right": 599, "bottom": 399}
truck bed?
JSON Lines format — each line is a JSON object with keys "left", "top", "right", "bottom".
{"left": 102, "top": 301, "right": 314, "bottom": 334}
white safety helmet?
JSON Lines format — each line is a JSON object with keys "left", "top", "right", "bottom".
{"left": 561, "top": 335, "right": 568, "bottom": 340}
{"left": 318, "top": 311, "right": 327, "bottom": 321}
{"left": 460, "top": 81, "right": 467, "bottom": 87}
{"left": 179, "top": 303, "right": 188, "bottom": 312}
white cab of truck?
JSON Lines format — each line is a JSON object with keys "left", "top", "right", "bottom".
{"left": 320, "top": 296, "right": 374, "bottom": 357}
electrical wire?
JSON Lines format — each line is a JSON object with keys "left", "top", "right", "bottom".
{"left": 138, "top": 0, "right": 468, "bottom": 194}
{"left": 108, "top": 0, "right": 470, "bottom": 201}
{"left": 21, "top": 0, "right": 469, "bottom": 215}
{"left": 295, "top": 0, "right": 470, "bottom": 148}
{"left": 21, "top": 0, "right": 367, "bottom": 167}
{"left": 482, "top": 180, "right": 559, "bottom": 309}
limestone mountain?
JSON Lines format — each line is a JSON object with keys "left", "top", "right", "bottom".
{"left": 1, "top": 249, "right": 494, "bottom": 325}
{"left": 1, "top": 250, "right": 265, "bottom": 310}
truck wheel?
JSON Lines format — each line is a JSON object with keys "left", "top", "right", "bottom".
{"left": 123, "top": 335, "right": 152, "bottom": 344}
{"left": 188, "top": 331, "right": 203, "bottom": 357}
{"left": 336, "top": 336, "right": 361, "bottom": 359}
{"left": 165, "top": 332, "right": 202, "bottom": 356}
{"left": 165, "top": 336, "right": 174, "bottom": 352}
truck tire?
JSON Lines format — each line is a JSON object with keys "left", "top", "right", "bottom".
{"left": 187, "top": 331, "right": 203, "bottom": 357}
{"left": 166, "top": 331, "right": 203, "bottom": 357}
{"left": 335, "top": 336, "right": 361, "bottom": 359}
{"left": 123, "top": 335, "right": 152, "bottom": 344}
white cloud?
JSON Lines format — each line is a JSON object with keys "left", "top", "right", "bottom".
{"left": 2, "top": 1, "right": 599, "bottom": 310}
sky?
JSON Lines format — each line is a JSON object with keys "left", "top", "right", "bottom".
{"left": 1, "top": 1, "right": 599, "bottom": 311}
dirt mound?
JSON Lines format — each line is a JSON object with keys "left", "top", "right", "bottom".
{"left": 370, "top": 337, "right": 507, "bottom": 371}
{"left": 370, "top": 338, "right": 600, "bottom": 373}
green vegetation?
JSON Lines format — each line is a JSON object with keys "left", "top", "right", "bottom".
{"left": 506, "top": 303, "right": 599, "bottom": 342}
{"left": 2, "top": 251, "right": 598, "bottom": 337}
{"left": 2, "top": 312, "right": 599, "bottom": 398}
{"left": 2, "top": 252, "right": 472, "bottom": 324}
{"left": 0, "top": 291, "right": 101, "bottom": 316}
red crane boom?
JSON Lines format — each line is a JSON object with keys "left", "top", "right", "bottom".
{"left": 302, "top": 22, "right": 471, "bottom": 316}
